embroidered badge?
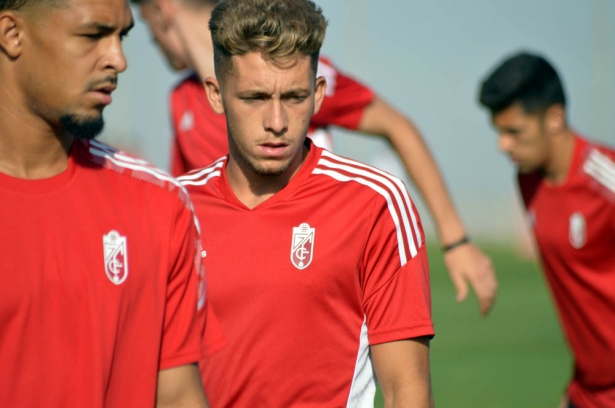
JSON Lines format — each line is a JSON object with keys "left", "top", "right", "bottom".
{"left": 179, "top": 110, "right": 194, "bottom": 132}
{"left": 103, "top": 230, "right": 129, "bottom": 285}
{"left": 569, "top": 212, "right": 586, "bottom": 249}
{"left": 291, "top": 223, "right": 315, "bottom": 270}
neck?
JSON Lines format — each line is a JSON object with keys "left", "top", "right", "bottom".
{"left": 175, "top": 6, "right": 216, "bottom": 80}
{"left": 0, "top": 81, "right": 72, "bottom": 179}
{"left": 226, "top": 145, "right": 309, "bottom": 209}
{"left": 544, "top": 128, "right": 575, "bottom": 184}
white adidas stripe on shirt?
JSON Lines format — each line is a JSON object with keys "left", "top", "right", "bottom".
{"left": 583, "top": 149, "right": 615, "bottom": 194}
{"left": 177, "top": 160, "right": 225, "bottom": 185}
{"left": 315, "top": 152, "right": 420, "bottom": 264}
{"left": 321, "top": 150, "right": 422, "bottom": 248}
{"left": 88, "top": 140, "right": 202, "bottom": 234}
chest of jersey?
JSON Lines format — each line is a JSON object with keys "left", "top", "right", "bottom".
{"left": 525, "top": 182, "right": 614, "bottom": 273}
{"left": 200, "top": 186, "right": 371, "bottom": 321}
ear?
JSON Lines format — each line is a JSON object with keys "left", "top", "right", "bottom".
{"left": 543, "top": 104, "right": 566, "bottom": 135}
{"left": 204, "top": 76, "right": 225, "bottom": 114}
{"left": 312, "top": 76, "right": 327, "bottom": 116}
{"left": 0, "top": 12, "right": 23, "bottom": 59}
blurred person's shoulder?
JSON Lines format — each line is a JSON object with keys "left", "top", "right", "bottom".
{"left": 577, "top": 135, "right": 615, "bottom": 201}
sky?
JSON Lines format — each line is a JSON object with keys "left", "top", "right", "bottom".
{"left": 100, "top": 0, "right": 615, "bottom": 241}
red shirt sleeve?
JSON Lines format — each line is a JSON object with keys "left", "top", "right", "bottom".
{"left": 310, "top": 57, "right": 375, "bottom": 130}
{"left": 158, "top": 198, "right": 208, "bottom": 370}
{"left": 360, "top": 194, "right": 434, "bottom": 345}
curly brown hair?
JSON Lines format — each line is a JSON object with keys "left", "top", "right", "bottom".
{"left": 209, "top": 0, "right": 327, "bottom": 80}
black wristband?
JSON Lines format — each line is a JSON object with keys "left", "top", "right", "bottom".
{"left": 442, "top": 236, "right": 470, "bottom": 252}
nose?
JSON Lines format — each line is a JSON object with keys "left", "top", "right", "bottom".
{"left": 264, "top": 100, "right": 288, "bottom": 136}
{"left": 498, "top": 133, "right": 513, "bottom": 154}
{"left": 104, "top": 36, "right": 128, "bottom": 74}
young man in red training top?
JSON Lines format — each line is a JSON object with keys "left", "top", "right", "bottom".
{"left": 0, "top": 0, "right": 218, "bottom": 406}
{"left": 175, "top": 0, "right": 434, "bottom": 406}
{"left": 133, "top": 0, "right": 498, "bottom": 317}
{"left": 479, "top": 52, "right": 615, "bottom": 408}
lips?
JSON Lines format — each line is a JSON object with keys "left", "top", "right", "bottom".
{"left": 258, "top": 142, "right": 289, "bottom": 158}
{"left": 93, "top": 84, "right": 117, "bottom": 93}
{"left": 90, "top": 84, "right": 116, "bottom": 106}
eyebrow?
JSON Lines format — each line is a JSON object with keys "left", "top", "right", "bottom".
{"left": 122, "top": 20, "right": 135, "bottom": 36}
{"left": 282, "top": 89, "right": 310, "bottom": 97}
{"left": 237, "top": 88, "right": 311, "bottom": 98}
{"left": 81, "top": 20, "right": 135, "bottom": 36}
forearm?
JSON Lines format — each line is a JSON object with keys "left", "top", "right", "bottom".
{"left": 172, "top": 8, "right": 216, "bottom": 81}
{"left": 381, "top": 380, "right": 434, "bottom": 408}
{"left": 358, "top": 97, "right": 466, "bottom": 245}
{"left": 387, "top": 118, "right": 466, "bottom": 245}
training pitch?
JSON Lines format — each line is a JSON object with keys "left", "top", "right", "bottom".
{"left": 374, "top": 243, "right": 570, "bottom": 407}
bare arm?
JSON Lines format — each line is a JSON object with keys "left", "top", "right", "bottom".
{"left": 371, "top": 338, "right": 434, "bottom": 408}
{"left": 160, "top": 1, "right": 216, "bottom": 81}
{"left": 156, "top": 364, "right": 209, "bottom": 408}
{"left": 358, "top": 96, "right": 497, "bottom": 316}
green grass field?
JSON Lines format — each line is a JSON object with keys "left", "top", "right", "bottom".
{"left": 374, "top": 243, "right": 571, "bottom": 408}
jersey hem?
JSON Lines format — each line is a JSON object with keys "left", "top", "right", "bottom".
{"left": 159, "top": 349, "right": 202, "bottom": 371}
{"left": 368, "top": 321, "right": 435, "bottom": 345}
{"left": 202, "top": 337, "right": 228, "bottom": 357}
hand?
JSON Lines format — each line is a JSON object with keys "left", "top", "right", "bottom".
{"left": 557, "top": 392, "right": 570, "bottom": 408}
{"left": 444, "top": 242, "right": 497, "bottom": 316}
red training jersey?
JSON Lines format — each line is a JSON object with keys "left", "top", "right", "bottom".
{"left": 179, "top": 140, "right": 434, "bottom": 407}
{"left": 517, "top": 135, "right": 615, "bottom": 408}
{"left": 0, "top": 139, "right": 218, "bottom": 408}
{"left": 169, "top": 57, "right": 375, "bottom": 176}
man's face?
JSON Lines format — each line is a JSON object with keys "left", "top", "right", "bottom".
{"left": 211, "top": 53, "right": 326, "bottom": 178}
{"left": 138, "top": 1, "right": 187, "bottom": 71}
{"left": 491, "top": 104, "right": 551, "bottom": 174}
{"left": 17, "top": 0, "right": 133, "bottom": 139}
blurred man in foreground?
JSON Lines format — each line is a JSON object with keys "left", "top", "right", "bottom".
{"left": 133, "top": 0, "right": 498, "bottom": 316}
{"left": 479, "top": 51, "right": 615, "bottom": 408}
{"left": 177, "top": 0, "right": 435, "bottom": 406}
{"left": 0, "top": 0, "right": 212, "bottom": 406}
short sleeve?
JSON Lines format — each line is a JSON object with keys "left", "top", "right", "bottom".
{"left": 311, "top": 57, "right": 375, "bottom": 130}
{"left": 360, "top": 193, "right": 434, "bottom": 346}
{"left": 159, "top": 198, "right": 208, "bottom": 370}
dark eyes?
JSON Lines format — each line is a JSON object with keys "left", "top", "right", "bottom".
{"left": 83, "top": 33, "right": 104, "bottom": 40}
{"left": 287, "top": 95, "right": 308, "bottom": 103}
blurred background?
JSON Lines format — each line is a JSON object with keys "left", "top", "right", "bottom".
{"left": 102, "top": 0, "right": 615, "bottom": 242}
{"left": 101, "top": 1, "right": 615, "bottom": 406}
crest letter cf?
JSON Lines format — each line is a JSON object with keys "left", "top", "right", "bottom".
{"left": 103, "top": 230, "right": 129, "bottom": 285}
{"left": 291, "top": 223, "right": 315, "bottom": 270}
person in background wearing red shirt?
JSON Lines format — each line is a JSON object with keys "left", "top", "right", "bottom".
{"left": 133, "top": 0, "right": 499, "bottom": 317}
{"left": 175, "top": 0, "right": 435, "bottom": 406}
{"left": 0, "top": 0, "right": 213, "bottom": 406}
{"left": 479, "top": 52, "right": 615, "bottom": 408}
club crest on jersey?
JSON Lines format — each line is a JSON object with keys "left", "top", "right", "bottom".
{"left": 569, "top": 212, "right": 586, "bottom": 249}
{"left": 291, "top": 223, "right": 315, "bottom": 270}
{"left": 179, "top": 110, "right": 194, "bottom": 132}
{"left": 103, "top": 230, "right": 129, "bottom": 285}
